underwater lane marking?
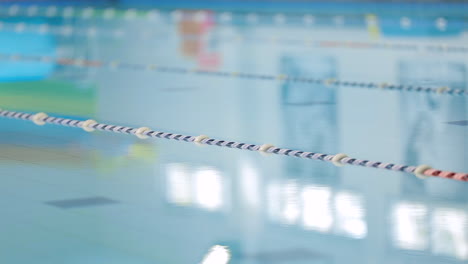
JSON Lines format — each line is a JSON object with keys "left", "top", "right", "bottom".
{"left": 45, "top": 196, "right": 119, "bottom": 209}
{"left": 447, "top": 120, "right": 468, "bottom": 126}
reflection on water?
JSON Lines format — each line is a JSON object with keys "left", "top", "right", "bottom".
{"left": 267, "top": 181, "right": 366, "bottom": 239}
{"left": 334, "top": 192, "right": 366, "bottom": 239}
{"left": 280, "top": 181, "right": 301, "bottom": 225}
{"left": 0, "top": 122, "right": 158, "bottom": 172}
{"left": 392, "top": 202, "right": 429, "bottom": 250}
{"left": 0, "top": 3, "right": 467, "bottom": 264}
{"left": 194, "top": 167, "right": 224, "bottom": 210}
{"left": 166, "top": 163, "right": 225, "bottom": 211}
{"left": 301, "top": 185, "right": 333, "bottom": 232}
{"left": 392, "top": 201, "right": 468, "bottom": 260}
{"left": 239, "top": 158, "right": 261, "bottom": 209}
{"left": 201, "top": 245, "right": 231, "bottom": 264}
{"left": 166, "top": 163, "right": 192, "bottom": 205}
{"left": 432, "top": 208, "right": 468, "bottom": 260}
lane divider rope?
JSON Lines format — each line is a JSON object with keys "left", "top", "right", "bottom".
{"left": 2, "top": 53, "right": 467, "bottom": 96}
{"left": 0, "top": 108, "right": 466, "bottom": 182}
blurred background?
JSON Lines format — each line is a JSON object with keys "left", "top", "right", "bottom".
{"left": 0, "top": 0, "right": 467, "bottom": 264}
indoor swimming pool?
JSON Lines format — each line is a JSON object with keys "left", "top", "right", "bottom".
{"left": 0, "top": 1, "right": 467, "bottom": 263}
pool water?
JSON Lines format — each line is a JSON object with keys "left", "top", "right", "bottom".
{"left": 0, "top": 3, "right": 467, "bottom": 264}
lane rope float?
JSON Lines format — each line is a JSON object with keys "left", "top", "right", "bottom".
{"left": 2, "top": 53, "right": 467, "bottom": 96}
{"left": 0, "top": 108, "right": 466, "bottom": 182}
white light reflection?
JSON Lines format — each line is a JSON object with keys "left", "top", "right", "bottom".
{"left": 267, "top": 182, "right": 368, "bottom": 239}
{"left": 435, "top": 17, "right": 447, "bottom": 31}
{"left": 194, "top": 167, "right": 223, "bottom": 210}
{"left": 166, "top": 163, "right": 191, "bottom": 205}
{"left": 15, "top": 23, "right": 25, "bottom": 33}
{"left": 267, "top": 182, "right": 281, "bottom": 220}
{"left": 240, "top": 160, "right": 260, "bottom": 208}
{"left": 432, "top": 208, "right": 468, "bottom": 260}
{"left": 335, "top": 192, "right": 367, "bottom": 239}
{"left": 392, "top": 202, "right": 428, "bottom": 250}
{"left": 302, "top": 185, "right": 333, "bottom": 232}
{"left": 400, "top": 17, "right": 412, "bottom": 29}
{"left": 201, "top": 245, "right": 231, "bottom": 264}
{"left": 281, "top": 181, "right": 300, "bottom": 224}
{"left": 166, "top": 164, "right": 225, "bottom": 211}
